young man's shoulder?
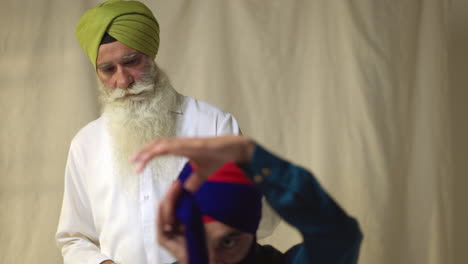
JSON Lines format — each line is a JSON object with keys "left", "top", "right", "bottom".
{"left": 254, "top": 244, "right": 286, "bottom": 264}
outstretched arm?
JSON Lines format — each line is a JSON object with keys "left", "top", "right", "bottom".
{"left": 132, "top": 136, "right": 362, "bottom": 263}
{"left": 131, "top": 135, "right": 255, "bottom": 192}
{"left": 241, "top": 144, "right": 363, "bottom": 263}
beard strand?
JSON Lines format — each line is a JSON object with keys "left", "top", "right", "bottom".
{"left": 101, "top": 62, "right": 182, "bottom": 197}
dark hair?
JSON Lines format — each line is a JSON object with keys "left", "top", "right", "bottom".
{"left": 100, "top": 32, "right": 117, "bottom": 45}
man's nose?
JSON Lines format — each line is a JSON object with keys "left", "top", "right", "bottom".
{"left": 115, "top": 67, "right": 134, "bottom": 89}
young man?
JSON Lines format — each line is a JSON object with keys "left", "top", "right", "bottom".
{"left": 132, "top": 136, "right": 363, "bottom": 263}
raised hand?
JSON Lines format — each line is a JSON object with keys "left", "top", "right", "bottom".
{"left": 156, "top": 181, "right": 188, "bottom": 264}
{"left": 130, "top": 135, "right": 255, "bottom": 192}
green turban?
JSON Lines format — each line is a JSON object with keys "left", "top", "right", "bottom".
{"left": 75, "top": 0, "right": 160, "bottom": 69}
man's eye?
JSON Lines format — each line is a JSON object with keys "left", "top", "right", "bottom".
{"left": 221, "top": 238, "right": 236, "bottom": 249}
{"left": 124, "top": 58, "right": 138, "bottom": 66}
{"left": 101, "top": 67, "right": 115, "bottom": 73}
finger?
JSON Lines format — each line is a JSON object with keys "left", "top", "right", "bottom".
{"left": 160, "top": 181, "right": 183, "bottom": 231}
{"left": 137, "top": 138, "right": 206, "bottom": 163}
{"left": 132, "top": 137, "right": 177, "bottom": 161}
{"left": 157, "top": 203, "right": 179, "bottom": 252}
{"left": 157, "top": 203, "right": 173, "bottom": 239}
{"left": 132, "top": 142, "right": 172, "bottom": 173}
{"left": 130, "top": 139, "right": 164, "bottom": 161}
{"left": 157, "top": 184, "right": 188, "bottom": 260}
{"left": 156, "top": 203, "right": 167, "bottom": 239}
{"left": 132, "top": 138, "right": 195, "bottom": 173}
{"left": 183, "top": 171, "right": 205, "bottom": 193}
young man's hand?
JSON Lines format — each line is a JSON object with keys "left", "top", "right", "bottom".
{"left": 156, "top": 181, "right": 188, "bottom": 264}
{"left": 131, "top": 135, "right": 255, "bottom": 192}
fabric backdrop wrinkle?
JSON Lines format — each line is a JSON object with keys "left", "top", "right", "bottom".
{"left": 1, "top": 0, "right": 465, "bottom": 263}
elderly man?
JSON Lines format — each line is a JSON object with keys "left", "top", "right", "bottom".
{"left": 131, "top": 136, "right": 363, "bottom": 263}
{"left": 54, "top": 1, "right": 277, "bottom": 263}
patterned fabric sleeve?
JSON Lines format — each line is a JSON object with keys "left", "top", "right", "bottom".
{"left": 241, "top": 144, "right": 363, "bottom": 264}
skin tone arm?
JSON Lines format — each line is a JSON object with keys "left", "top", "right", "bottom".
{"left": 131, "top": 135, "right": 256, "bottom": 192}
{"left": 156, "top": 180, "right": 187, "bottom": 263}
{"left": 130, "top": 136, "right": 256, "bottom": 263}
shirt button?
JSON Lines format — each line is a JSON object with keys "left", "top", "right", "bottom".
{"left": 253, "top": 174, "right": 263, "bottom": 183}
{"left": 261, "top": 168, "right": 271, "bottom": 176}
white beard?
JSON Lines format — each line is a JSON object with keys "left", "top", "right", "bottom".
{"left": 101, "top": 62, "right": 182, "bottom": 196}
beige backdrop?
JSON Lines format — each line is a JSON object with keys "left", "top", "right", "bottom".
{"left": 1, "top": 0, "right": 466, "bottom": 263}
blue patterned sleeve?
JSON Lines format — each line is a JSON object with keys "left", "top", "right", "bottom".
{"left": 240, "top": 144, "right": 363, "bottom": 264}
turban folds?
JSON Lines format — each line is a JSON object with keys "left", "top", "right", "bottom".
{"left": 176, "top": 162, "right": 263, "bottom": 264}
{"left": 75, "top": 0, "right": 160, "bottom": 69}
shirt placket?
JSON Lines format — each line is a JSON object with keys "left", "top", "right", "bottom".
{"left": 140, "top": 167, "right": 157, "bottom": 263}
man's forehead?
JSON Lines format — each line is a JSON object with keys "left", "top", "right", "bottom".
{"left": 96, "top": 40, "right": 142, "bottom": 66}
{"left": 205, "top": 221, "right": 243, "bottom": 239}
{"left": 97, "top": 52, "right": 141, "bottom": 69}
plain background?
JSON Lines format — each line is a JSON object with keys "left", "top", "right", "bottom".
{"left": 1, "top": 0, "right": 467, "bottom": 263}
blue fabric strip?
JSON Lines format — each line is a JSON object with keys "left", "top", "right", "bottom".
{"left": 175, "top": 162, "right": 262, "bottom": 264}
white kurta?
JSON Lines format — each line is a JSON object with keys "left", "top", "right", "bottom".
{"left": 56, "top": 95, "right": 240, "bottom": 264}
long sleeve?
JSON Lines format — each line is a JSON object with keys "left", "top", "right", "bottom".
{"left": 216, "top": 112, "right": 284, "bottom": 240}
{"left": 55, "top": 143, "right": 111, "bottom": 264}
{"left": 241, "top": 144, "right": 363, "bottom": 264}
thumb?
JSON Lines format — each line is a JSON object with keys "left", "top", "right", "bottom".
{"left": 183, "top": 172, "right": 205, "bottom": 193}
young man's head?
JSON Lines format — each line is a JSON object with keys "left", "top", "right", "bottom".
{"left": 176, "top": 162, "right": 263, "bottom": 264}
{"left": 203, "top": 221, "right": 255, "bottom": 263}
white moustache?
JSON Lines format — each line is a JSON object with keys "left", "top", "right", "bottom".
{"left": 108, "top": 82, "right": 154, "bottom": 101}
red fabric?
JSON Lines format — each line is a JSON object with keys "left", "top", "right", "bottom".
{"left": 194, "top": 161, "right": 255, "bottom": 223}
{"left": 205, "top": 162, "right": 254, "bottom": 185}
{"left": 202, "top": 215, "right": 216, "bottom": 223}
